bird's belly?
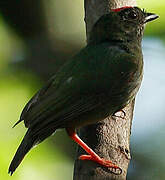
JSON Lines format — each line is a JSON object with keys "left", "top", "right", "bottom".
{"left": 66, "top": 105, "right": 115, "bottom": 129}
{"left": 66, "top": 71, "right": 143, "bottom": 129}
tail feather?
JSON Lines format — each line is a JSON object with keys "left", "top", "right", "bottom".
{"left": 8, "top": 131, "right": 35, "bottom": 175}
{"left": 9, "top": 124, "right": 58, "bottom": 175}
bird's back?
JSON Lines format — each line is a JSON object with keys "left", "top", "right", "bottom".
{"left": 19, "top": 42, "right": 142, "bottom": 130}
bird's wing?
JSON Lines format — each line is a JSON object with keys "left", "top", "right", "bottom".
{"left": 13, "top": 48, "right": 102, "bottom": 128}
{"left": 8, "top": 88, "right": 105, "bottom": 176}
{"left": 23, "top": 73, "right": 108, "bottom": 130}
{"left": 14, "top": 43, "right": 138, "bottom": 130}
{"left": 29, "top": 93, "right": 106, "bottom": 137}
{"left": 12, "top": 76, "right": 56, "bottom": 128}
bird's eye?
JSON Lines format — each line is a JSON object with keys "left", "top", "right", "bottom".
{"left": 127, "top": 11, "right": 137, "bottom": 19}
{"left": 120, "top": 9, "right": 138, "bottom": 21}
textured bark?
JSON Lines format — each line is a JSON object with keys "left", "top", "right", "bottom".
{"left": 73, "top": 0, "right": 137, "bottom": 180}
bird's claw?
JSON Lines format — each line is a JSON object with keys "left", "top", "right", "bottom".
{"left": 79, "top": 154, "right": 122, "bottom": 175}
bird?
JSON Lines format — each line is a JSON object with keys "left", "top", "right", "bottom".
{"left": 8, "top": 6, "right": 158, "bottom": 175}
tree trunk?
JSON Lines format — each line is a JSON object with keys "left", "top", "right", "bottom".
{"left": 73, "top": 0, "right": 137, "bottom": 180}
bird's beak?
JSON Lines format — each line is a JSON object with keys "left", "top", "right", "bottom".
{"left": 144, "top": 13, "right": 159, "bottom": 23}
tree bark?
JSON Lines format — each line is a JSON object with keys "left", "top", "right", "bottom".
{"left": 73, "top": 0, "right": 137, "bottom": 180}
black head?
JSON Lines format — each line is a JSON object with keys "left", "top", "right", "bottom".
{"left": 89, "top": 7, "right": 158, "bottom": 44}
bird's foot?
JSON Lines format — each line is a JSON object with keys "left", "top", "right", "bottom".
{"left": 79, "top": 154, "right": 122, "bottom": 175}
{"left": 112, "top": 110, "right": 125, "bottom": 119}
{"left": 66, "top": 129, "right": 122, "bottom": 174}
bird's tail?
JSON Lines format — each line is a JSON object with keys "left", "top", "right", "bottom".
{"left": 8, "top": 130, "right": 35, "bottom": 175}
{"left": 9, "top": 121, "right": 58, "bottom": 175}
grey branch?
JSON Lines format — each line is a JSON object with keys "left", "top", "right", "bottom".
{"left": 73, "top": 0, "right": 137, "bottom": 180}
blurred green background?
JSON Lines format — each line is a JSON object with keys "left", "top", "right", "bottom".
{"left": 0, "top": 0, "right": 164, "bottom": 180}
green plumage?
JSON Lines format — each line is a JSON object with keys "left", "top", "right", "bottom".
{"left": 9, "top": 7, "right": 158, "bottom": 175}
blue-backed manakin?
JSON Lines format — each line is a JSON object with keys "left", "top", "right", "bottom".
{"left": 8, "top": 7, "right": 158, "bottom": 175}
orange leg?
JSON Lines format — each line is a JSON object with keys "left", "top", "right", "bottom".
{"left": 66, "top": 128, "right": 122, "bottom": 174}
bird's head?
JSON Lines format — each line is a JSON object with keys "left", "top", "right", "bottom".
{"left": 89, "top": 7, "right": 158, "bottom": 44}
